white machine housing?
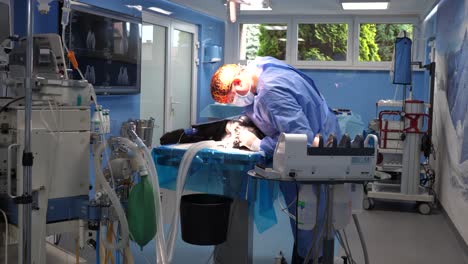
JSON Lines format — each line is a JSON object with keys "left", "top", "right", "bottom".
{"left": 255, "top": 133, "right": 378, "bottom": 181}
{"left": 0, "top": 33, "right": 92, "bottom": 264}
{"left": 0, "top": 105, "right": 90, "bottom": 263}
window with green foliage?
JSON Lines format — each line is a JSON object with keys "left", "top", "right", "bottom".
{"left": 240, "top": 23, "right": 287, "bottom": 60}
{"left": 297, "top": 23, "right": 348, "bottom": 61}
{"left": 359, "top": 23, "right": 413, "bottom": 62}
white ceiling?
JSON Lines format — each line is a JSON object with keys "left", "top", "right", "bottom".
{"left": 170, "top": 0, "right": 437, "bottom": 20}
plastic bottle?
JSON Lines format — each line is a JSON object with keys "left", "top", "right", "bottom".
{"left": 61, "top": 0, "right": 71, "bottom": 27}
{"left": 333, "top": 184, "right": 352, "bottom": 230}
{"left": 107, "top": 109, "right": 110, "bottom": 133}
{"left": 91, "top": 106, "right": 102, "bottom": 134}
{"left": 297, "top": 185, "right": 317, "bottom": 231}
{"left": 102, "top": 109, "right": 110, "bottom": 133}
{"left": 349, "top": 183, "right": 364, "bottom": 214}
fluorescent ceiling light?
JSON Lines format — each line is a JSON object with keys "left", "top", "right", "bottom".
{"left": 148, "top": 7, "right": 172, "bottom": 15}
{"left": 263, "top": 25, "right": 287, "bottom": 30}
{"left": 341, "top": 2, "right": 389, "bottom": 10}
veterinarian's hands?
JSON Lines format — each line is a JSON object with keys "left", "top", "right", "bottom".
{"left": 238, "top": 129, "right": 260, "bottom": 151}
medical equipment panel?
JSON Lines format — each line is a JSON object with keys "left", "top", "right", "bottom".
{"left": 255, "top": 133, "right": 377, "bottom": 182}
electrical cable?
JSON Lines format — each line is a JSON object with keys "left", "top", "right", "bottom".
{"left": 336, "top": 232, "right": 352, "bottom": 263}
{"left": 295, "top": 181, "right": 299, "bottom": 262}
{"left": 61, "top": 0, "right": 86, "bottom": 80}
{"left": 0, "top": 209, "right": 8, "bottom": 264}
{"left": 303, "top": 186, "right": 326, "bottom": 264}
{"left": 177, "top": 131, "right": 186, "bottom": 144}
{"left": 0, "top": 96, "right": 25, "bottom": 113}
{"left": 75, "top": 237, "right": 80, "bottom": 264}
{"left": 336, "top": 231, "right": 349, "bottom": 263}
{"left": 337, "top": 230, "right": 355, "bottom": 264}
{"left": 343, "top": 230, "right": 355, "bottom": 264}
{"left": 352, "top": 214, "right": 369, "bottom": 264}
{"left": 278, "top": 195, "right": 297, "bottom": 220}
{"left": 312, "top": 187, "right": 327, "bottom": 264}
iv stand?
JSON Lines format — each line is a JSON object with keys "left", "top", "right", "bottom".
{"left": 22, "top": 0, "right": 34, "bottom": 263}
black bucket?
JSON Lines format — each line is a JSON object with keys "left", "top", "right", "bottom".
{"left": 180, "top": 193, "right": 233, "bottom": 245}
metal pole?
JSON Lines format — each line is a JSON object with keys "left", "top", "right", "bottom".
{"left": 22, "top": 0, "right": 34, "bottom": 263}
{"left": 427, "top": 62, "right": 436, "bottom": 137}
{"left": 323, "top": 184, "right": 335, "bottom": 264}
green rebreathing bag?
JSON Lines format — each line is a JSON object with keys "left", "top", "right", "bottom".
{"left": 127, "top": 175, "right": 157, "bottom": 249}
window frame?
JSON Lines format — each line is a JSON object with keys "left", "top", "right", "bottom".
{"left": 235, "top": 16, "right": 293, "bottom": 64}
{"left": 292, "top": 16, "right": 354, "bottom": 68}
{"left": 229, "top": 15, "right": 422, "bottom": 70}
{"left": 353, "top": 16, "right": 420, "bottom": 69}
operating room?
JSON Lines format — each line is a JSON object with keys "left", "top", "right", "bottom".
{"left": 0, "top": 0, "right": 467, "bottom": 263}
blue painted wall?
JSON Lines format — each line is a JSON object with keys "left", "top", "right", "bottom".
{"left": 74, "top": 0, "right": 225, "bottom": 124}
{"left": 13, "top": 0, "right": 60, "bottom": 36}
{"left": 13, "top": 0, "right": 225, "bottom": 129}
{"left": 300, "top": 70, "right": 427, "bottom": 127}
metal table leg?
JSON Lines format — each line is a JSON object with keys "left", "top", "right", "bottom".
{"left": 322, "top": 184, "right": 335, "bottom": 264}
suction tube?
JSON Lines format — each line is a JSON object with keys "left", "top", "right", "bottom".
{"left": 353, "top": 214, "right": 369, "bottom": 264}
{"left": 166, "top": 141, "right": 217, "bottom": 262}
{"left": 94, "top": 143, "right": 130, "bottom": 250}
{"left": 117, "top": 135, "right": 168, "bottom": 264}
{"left": 141, "top": 146, "right": 168, "bottom": 264}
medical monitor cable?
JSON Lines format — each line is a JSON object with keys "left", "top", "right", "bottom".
{"left": 1, "top": 208, "right": 8, "bottom": 264}
{"left": 295, "top": 181, "right": 299, "bottom": 262}
{"left": 335, "top": 231, "right": 353, "bottom": 264}
{"left": 342, "top": 229, "right": 355, "bottom": 263}
{"left": 0, "top": 96, "right": 25, "bottom": 113}
{"left": 352, "top": 214, "right": 369, "bottom": 264}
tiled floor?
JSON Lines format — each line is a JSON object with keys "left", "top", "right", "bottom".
{"left": 57, "top": 199, "right": 468, "bottom": 264}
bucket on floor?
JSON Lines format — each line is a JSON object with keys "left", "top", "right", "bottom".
{"left": 180, "top": 193, "right": 233, "bottom": 245}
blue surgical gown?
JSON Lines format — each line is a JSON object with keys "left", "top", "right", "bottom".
{"left": 244, "top": 57, "right": 341, "bottom": 258}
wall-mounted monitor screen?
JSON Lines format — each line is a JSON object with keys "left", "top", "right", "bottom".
{"left": 66, "top": 4, "right": 141, "bottom": 95}
{"left": 0, "top": 0, "right": 11, "bottom": 44}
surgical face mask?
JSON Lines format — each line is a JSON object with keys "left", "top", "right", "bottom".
{"left": 232, "top": 90, "right": 254, "bottom": 107}
{"left": 230, "top": 67, "right": 254, "bottom": 107}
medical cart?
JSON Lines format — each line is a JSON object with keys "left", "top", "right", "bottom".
{"left": 365, "top": 100, "right": 435, "bottom": 214}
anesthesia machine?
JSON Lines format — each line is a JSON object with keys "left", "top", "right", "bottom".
{"left": 0, "top": 1, "right": 165, "bottom": 263}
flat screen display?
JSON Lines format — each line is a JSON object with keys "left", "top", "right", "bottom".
{"left": 67, "top": 8, "right": 141, "bottom": 94}
{"left": 0, "top": 0, "right": 11, "bottom": 44}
